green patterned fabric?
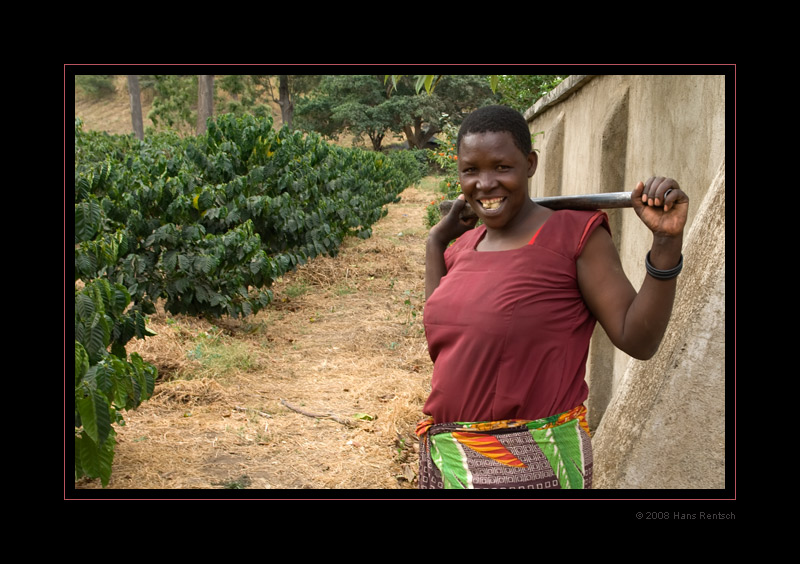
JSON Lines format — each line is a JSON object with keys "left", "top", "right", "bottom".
{"left": 417, "top": 406, "right": 592, "bottom": 489}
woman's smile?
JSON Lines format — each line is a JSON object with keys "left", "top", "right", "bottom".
{"left": 458, "top": 131, "right": 538, "bottom": 230}
{"left": 478, "top": 196, "right": 506, "bottom": 211}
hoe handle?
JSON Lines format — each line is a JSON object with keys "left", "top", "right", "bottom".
{"left": 438, "top": 192, "right": 634, "bottom": 218}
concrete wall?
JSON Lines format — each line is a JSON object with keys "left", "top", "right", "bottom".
{"left": 524, "top": 74, "right": 725, "bottom": 429}
{"left": 523, "top": 75, "right": 727, "bottom": 488}
{"left": 593, "top": 161, "right": 726, "bottom": 488}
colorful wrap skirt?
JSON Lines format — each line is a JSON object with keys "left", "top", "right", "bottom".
{"left": 416, "top": 405, "right": 593, "bottom": 489}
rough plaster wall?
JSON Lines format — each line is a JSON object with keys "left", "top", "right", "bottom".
{"left": 592, "top": 160, "right": 726, "bottom": 489}
{"left": 526, "top": 75, "right": 726, "bottom": 426}
{"left": 542, "top": 111, "right": 565, "bottom": 198}
{"left": 618, "top": 75, "right": 725, "bottom": 298}
{"left": 586, "top": 84, "right": 629, "bottom": 430}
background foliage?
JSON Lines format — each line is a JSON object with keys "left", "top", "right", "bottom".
{"left": 495, "top": 75, "right": 565, "bottom": 112}
{"left": 72, "top": 72, "right": 566, "bottom": 487}
{"left": 76, "top": 75, "right": 117, "bottom": 99}
{"left": 73, "top": 112, "right": 425, "bottom": 485}
{"left": 294, "top": 75, "right": 498, "bottom": 151}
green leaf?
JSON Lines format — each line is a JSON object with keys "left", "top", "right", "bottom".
{"left": 195, "top": 284, "right": 210, "bottom": 303}
{"left": 178, "top": 254, "right": 193, "bottom": 272}
{"left": 75, "top": 342, "right": 90, "bottom": 385}
{"left": 75, "top": 293, "right": 95, "bottom": 323}
{"left": 130, "top": 353, "right": 157, "bottom": 400}
{"left": 134, "top": 311, "right": 154, "bottom": 339}
{"left": 86, "top": 362, "right": 114, "bottom": 397}
{"left": 116, "top": 312, "right": 135, "bottom": 344}
{"left": 76, "top": 428, "right": 116, "bottom": 487}
{"left": 75, "top": 248, "right": 98, "bottom": 278}
{"left": 110, "top": 341, "right": 127, "bottom": 359}
{"left": 163, "top": 250, "right": 178, "bottom": 271}
{"left": 76, "top": 384, "right": 111, "bottom": 447}
{"left": 75, "top": 199, "right": 102, "bottom": 242}
{"left": 86, "top": 312, "right": 111, "bottom": 362}
{"left": 111, "top": 285, "right": 131, "bottom": 316}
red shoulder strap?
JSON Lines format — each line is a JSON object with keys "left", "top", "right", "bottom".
{"left": 527, "top": 225, "right": 544, "bottom": 245}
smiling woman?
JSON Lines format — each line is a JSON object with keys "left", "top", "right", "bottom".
{"left": 418, "top": 105, "right": 689, "bottom": 490}
{"left": 456, "top": 130, "right": 546, "bottom": 251}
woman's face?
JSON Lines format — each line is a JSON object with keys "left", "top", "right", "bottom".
{"left": 457, "top": 131, "right": 537, "bottom": 231}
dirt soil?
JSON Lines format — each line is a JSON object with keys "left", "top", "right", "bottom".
{"left": 72, "top": 76, "right": 440, "bottom": 494}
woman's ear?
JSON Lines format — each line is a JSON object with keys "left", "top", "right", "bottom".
{"left": 527, "top": 151, "right": 538, "bottom": 177}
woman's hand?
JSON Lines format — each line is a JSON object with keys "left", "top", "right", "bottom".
{"left": 425, "top": 195, "right": 478, "bottom": 299}
{"left": 632, "top": 177, "right": 689, "bottom": 239}
{"left": 428, "top": 194, "right": 478, "bottom": 246}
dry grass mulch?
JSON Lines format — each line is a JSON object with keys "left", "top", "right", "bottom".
{"left": 73, "top": 182, "right": 439, "bottom": 493}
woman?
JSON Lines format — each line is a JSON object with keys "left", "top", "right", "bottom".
{"left": 418, "top": 105, "right": 688, "bottom": 489}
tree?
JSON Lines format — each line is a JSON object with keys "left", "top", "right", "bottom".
{"left": 394, "top": 75, "right": 499, "bottom": 148}
{"left": 386, "top": 74, "right": 567, "bottom": 113}
{"left": 76, "top": 75, "right": 116, "bottom": 99}
{"left": 295, "top": 75, "right": 497, "bottom": 151}
{"left": 218, "top": 75, "right": 246, "bottom": 102}
{"left": 197, "top": 75, "right": 215, "bottom": 135}
{"left": 147, "top": 75, "right": 197, "bottom": 135}
{"left": 217, "top": 75, "right": 273, "bottom": 119}
{"left": 264, "top": 75, "right": 321, "bottom": 129}
{"left": 278, "top": 75, "right": 293, "bottom": 128}
{"left": 127, "top": 75, "right": 144, "bottom": 140}
{"left": 495, "top": 75, "right": 565, "bottom": 113}
{"left": 295, "top": 75, "right": 392, "bottom": 150}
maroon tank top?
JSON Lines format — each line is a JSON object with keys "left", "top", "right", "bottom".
{"left": 423, "top": 210, "right": 610, "bottom": 422}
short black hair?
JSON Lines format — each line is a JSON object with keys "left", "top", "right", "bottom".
{"left": 457, "top": 105, "right": 532, "bottom": 156}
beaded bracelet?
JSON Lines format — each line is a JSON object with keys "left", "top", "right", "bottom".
{"left": 645, "top": 251, "right": 683, "bottom": 280}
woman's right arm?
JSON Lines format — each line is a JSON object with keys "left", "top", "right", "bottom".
{"left": 425, "top": 195, "right": 477, "bottom": 300}
{"left": 425, "top": 237, "right": 450, "bottom": 300}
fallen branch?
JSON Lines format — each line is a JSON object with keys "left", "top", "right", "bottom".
{"left": 280, "top": 398, "right": 354, "bottom": 427}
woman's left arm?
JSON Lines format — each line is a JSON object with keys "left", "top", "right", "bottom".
{"left": 577, "top": 177, "right": 689, "bottom": 360}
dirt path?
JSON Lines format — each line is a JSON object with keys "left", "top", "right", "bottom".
{"left": 74, "top": 180, "right": 440, "bottom": 493}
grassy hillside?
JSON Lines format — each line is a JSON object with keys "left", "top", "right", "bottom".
{"left": 74, "top": 75, "right": 288, "bottom": 136}
{"left": 74, "top": 76, "right": 155, "bottom": 135}
{"left": 72, "top": 75, "right": 405, "bottom": 148}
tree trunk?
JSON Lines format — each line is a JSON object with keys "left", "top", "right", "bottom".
{"left": 369, "top": 132, "right": 385, "bottom": 152}
{"left": 278, "top": 75, "right": 293, "bottom": 129}
{"left": 127, "top": 75, "right": 144, "bottom": 140}
{"left": 419, "top": 124, "right": 439, "bottom": 147}
{"left": 402, "top": 124, "right": 417, "bottom": 148}
{"left": 197, "top": 75, "right": 215, "bottom": 135}
{"left": 403, "top": 119, "right": 439, "bottom": 149}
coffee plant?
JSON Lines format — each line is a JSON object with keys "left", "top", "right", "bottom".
{"left": 73, "top": 114, "right": 425, "bottom": 485}
{"left": 74, "top": 278, "right": 157, "bottom": 486}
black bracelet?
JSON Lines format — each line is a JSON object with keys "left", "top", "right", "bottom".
{"left": 645, "top": 251, "right": 683, "bottom": 280}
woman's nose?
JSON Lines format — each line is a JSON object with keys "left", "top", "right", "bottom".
{"left": 476, "top": 172, "right": 497, "bottom": 190}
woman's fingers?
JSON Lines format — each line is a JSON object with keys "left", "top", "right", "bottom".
{"left": 641, "top": 177, "right": 681, "bottom": 209}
